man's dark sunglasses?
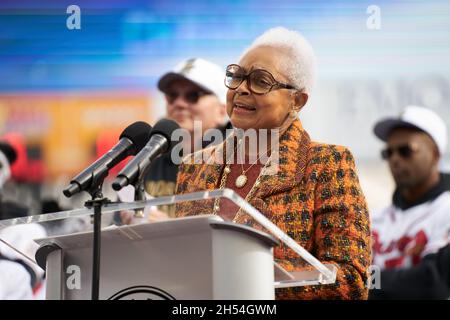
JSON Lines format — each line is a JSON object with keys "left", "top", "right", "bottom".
{"left": 165, "top": 90, "right": 210, "bottom": 104}
{"left": 381, "top": 144, "right": 418, "bottom": 160}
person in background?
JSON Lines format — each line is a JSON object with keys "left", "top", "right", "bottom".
{"left": 0, "top": 140, "right": 28, "bottom": 220}
{"left": 370, "top": 105, "right": 450, "bottom": 299}
{"left": 143, "top": 58, "right": 231, "bottom": 218}
{"left": 0, "top": 224, "right": 46, "bottom": 300}
{"left": 0, "top": 140, "right": 46, "bottom": 299}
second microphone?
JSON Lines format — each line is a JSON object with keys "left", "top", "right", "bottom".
{"left": 112, "top": 118, "right": 180, "bottom": 191}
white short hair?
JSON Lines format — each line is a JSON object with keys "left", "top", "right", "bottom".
{"left": 240, "top": 27, "right": 316, "bottom": 94}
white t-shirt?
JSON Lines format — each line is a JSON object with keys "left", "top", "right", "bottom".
{"left": 0, "top": 260, "right": 33, "bottom": 300}
{"left": 372, "top": 191, "right": 450, "bottom": 270}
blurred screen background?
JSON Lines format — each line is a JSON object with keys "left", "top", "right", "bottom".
{"left": 0, "top": 0, "right": 449, "bottom": 212}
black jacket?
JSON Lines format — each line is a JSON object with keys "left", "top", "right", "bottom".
{"left": 143, "top": 122, "right": 233, "bottom": 217}
{"left": 0, "top": 200, "right": 28, "bottom": 220}
{"left": 145, "top": 121, "right": 233, "bottom": 191}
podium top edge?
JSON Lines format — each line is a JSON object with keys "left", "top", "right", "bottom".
{"left": 210, "top": 221, "right": 279, "bottom": 248}
{"left": 34, "top": 215, "right": 279, "bottom": 251}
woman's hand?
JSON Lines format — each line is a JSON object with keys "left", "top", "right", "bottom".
{"left": 117, "top": 207, "right": 171, "bottom": 225}
{"left": 148, "top": 208, "right": 171, "bottom": 222}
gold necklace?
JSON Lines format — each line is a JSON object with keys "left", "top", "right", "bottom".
{"left": 212, "top": 163, "right": 263, "bottom": 221}
{"left": 235, "top": 160, "right": 263, "bottom": 188}
{"left": 235, "top": 139, "right": 265, "bottom": 188}
{"left": 213, "top": 155, "right": 272, "bottom": 220}
{"left": 212, "top": 134, "right": 276, "bottom": 220}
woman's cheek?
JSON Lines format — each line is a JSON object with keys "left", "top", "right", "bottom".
{"left": 226, "top": 91, "right": 235, "bottom": 116}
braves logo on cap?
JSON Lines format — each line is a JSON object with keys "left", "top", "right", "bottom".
{"left": 180, "top": 58, "right": 196, "bottom": 75}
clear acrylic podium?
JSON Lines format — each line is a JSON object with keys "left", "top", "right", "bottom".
{"left": 0, "top": 189, "right": 337, "bottom": 300}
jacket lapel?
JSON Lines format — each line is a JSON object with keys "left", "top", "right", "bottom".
{"left": 252, "top": 118, "right": 311, "bottom": 200}
{"left": 189, "top": 138, "right": 227, "bottom": 192}
{"left": 186, "top": 118, "right": 311, "bottom": 204}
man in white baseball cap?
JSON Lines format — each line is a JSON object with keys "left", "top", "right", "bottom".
{"left": 157, "top": 58, "right": 228, "bottom": 134}
{"left": 370, "top": 105, "right": 450, "bottom": 299}
{"left": 141, "top": 58, "right": 231, "bottom": 218}
{"left": 374, "top": 105, "right": 447, "bottom": 156}
{"left": 158, "top": 58, "right": 227, "bottom": 105}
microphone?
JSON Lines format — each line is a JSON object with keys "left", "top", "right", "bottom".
{"left": 63, "top": 121, "right": 152, "bottom": 197}
{"left": 112, "top": 119, "right": 180, "bottom": 191}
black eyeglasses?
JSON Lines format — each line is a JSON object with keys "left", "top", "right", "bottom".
{"left": 225, "top": 64, "right": 298, "bottom": 95}
{"left": 381, "top": 143, "right": 418, "bottom": 160}
{"left": 165, "top": 90, "right": 210, "bottom": 104}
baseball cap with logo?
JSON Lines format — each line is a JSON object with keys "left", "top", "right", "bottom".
{"left": 374, "top": 105, "right": 448, "bottom": 155}
{"left": 157, "top": 58, "right": 227, "bottom": 104}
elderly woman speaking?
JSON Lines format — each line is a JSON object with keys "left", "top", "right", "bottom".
{"left": 174, "top": 27, "right": 371, "bottom": 299}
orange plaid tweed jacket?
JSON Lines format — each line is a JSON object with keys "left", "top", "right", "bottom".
{"left": 175, "top": 119, "right": 371, "bottom": 299}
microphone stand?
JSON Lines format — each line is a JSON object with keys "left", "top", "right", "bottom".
{"left": 84, "top": 179, "right": 110, "bottom": 300}
{"left": 134, "top": 183, "right": 146, "bottom": 218}
{"left": 133, "top": 161, "right": 154, "bottom": 218}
